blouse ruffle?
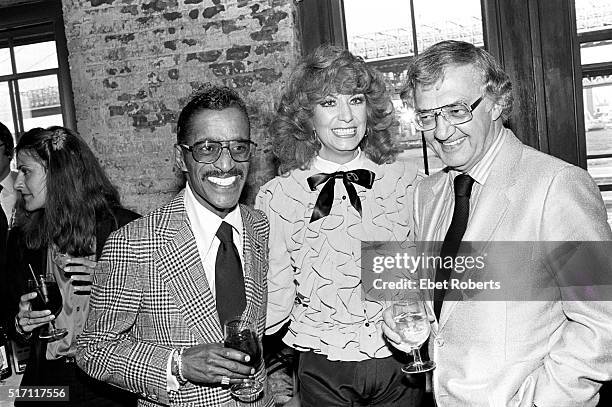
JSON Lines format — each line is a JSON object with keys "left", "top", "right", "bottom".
{"left": 257, "top": 159, "right": 419, "bottom": 361}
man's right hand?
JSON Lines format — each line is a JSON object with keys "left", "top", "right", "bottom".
{"left": 181, "top": 343, "right": 255, "bottom": 385}
{"left": 16, "top": 292, "right": 53, "bottom": 333}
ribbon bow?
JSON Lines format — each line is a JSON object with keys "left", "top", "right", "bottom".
{"left": 306, "top": 169, "right": 376, "bottom": 223}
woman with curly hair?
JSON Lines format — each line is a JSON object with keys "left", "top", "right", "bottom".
{"left": 4, "top": 126, "right": 138, "bottom": 406}
{"left": 256, "top": 45, "right": 423, "bottom": 406}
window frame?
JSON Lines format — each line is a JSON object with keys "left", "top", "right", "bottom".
{"left": 0, "top": 0, "right": 76, "bottom": 135}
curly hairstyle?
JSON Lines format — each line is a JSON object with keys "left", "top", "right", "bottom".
{"left": 400, "top": 40, "right": 513, "bottom": 121}
{"left": 271, "top": 44, "right": 399, "bottom": 174}
{"left": 0, "top": 121, "right": 14, "bottom": 159}
{"left": 16, "top": 126, "right": 121, "bottom": 256}
{"left": 177, "top": 83, "right": 250, "bottom": 144}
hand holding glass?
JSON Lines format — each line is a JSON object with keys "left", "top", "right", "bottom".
{"left": 392, "top": 300, "right": 435, "bottom": 373}
{"left": 26, "top": 274, "right": 67, "bottom": 341}
{"left": 223, "top": 316, "right": 263, "bottom": 402}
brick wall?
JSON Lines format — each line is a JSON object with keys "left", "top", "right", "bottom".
{"left": 61, "top": 0, "right": 300, "bottom": 214}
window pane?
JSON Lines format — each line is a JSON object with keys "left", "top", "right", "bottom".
{"left": 0, "top": 46, "right": 11, "bottom": 76}
{"left": 18, "top": 74, "right": 63, "bottom": 130}
{"left": 600, "top": 190, "right": 612, "bottom": 229}
{"left": 576, "top": 0, "right": 612, "bottom": 34}
{"left": 413, "top": 0, "right": 483, "bottom": 51}
{"left": 584, "top": 77, "right": 612, "bottom": 156}
{"left": 0, "top": 81, "right": 16, "bottom": 135}
{"left": 580, "top": 40, "right": 612, "bottom": 65}
{"left": 14, "top": 41, "right": 58, "bottom": 73}
{"left": 345, "top": 0, "right": 414, "bottom": 61}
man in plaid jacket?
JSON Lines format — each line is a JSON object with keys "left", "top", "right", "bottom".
{"left": 77, "top": 85, "right": 273, "bottom": 406}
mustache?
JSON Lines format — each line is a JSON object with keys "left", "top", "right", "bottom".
{"left": 202, "top": 168, "right": 244, "bottom": 178}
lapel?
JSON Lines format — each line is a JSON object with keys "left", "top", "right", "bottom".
{"left": 156, "top": 191, "right": 222, "bottom": 343}
{"left": 240, "top": 204, "right": 265, "bottom": 325}
{"left": 437, "top": 130, "right": 523, "bottom": 331}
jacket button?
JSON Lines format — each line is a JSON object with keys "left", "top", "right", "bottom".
{"left": 434, "top": 337, "right": 444, "bottom": 347}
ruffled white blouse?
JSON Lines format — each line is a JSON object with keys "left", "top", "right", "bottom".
{"left": 255, "top": 156, "right": 419, "bottom": 361}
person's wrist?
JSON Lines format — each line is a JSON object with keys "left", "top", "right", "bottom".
{"left": 171, "top": 348, "right": 188, "bottom": 385}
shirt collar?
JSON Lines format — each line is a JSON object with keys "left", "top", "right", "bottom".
{"left": 451, "top": 127, "right": 506, "bottom": 185}
{"left": 313, "top": 149, "right": 365, "bottom": 173}
{"left": 184, "top": 182, "right": 243, "bottom": 255}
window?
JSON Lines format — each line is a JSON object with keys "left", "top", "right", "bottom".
{"left": 0, "top": 0, "right": 75, "bottom": 139}
{"left": 329, "top": 0, "right": 485, "bottom": 173}
{"left": 575, "top": 0, "right": 612, "bottom": 227}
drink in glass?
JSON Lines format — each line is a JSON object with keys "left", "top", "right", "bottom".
{"left": 27, "top": 275, "right": 67, "bottom": 341}
{"left": 223, "top": 316, "right": 263, "bottom": 402}
{"left": 392, "top": 300, "right": 436, "bottom": 373}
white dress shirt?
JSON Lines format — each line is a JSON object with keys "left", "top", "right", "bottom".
{"left": 167, "top": 183, "right": 245, "bottom": 391}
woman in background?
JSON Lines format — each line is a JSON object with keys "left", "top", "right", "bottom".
{"left": 256, "top": 45, "right": 424, "bottom": 406}
{"left": 5, "top": 126, "right": 138, "bottom": 406}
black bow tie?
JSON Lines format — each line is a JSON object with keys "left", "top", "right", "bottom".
{"left": 306, "top": 169, "right": 376, "bottom": 223}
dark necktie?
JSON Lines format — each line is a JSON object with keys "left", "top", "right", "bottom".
{"left": 215, "top": 221, "right": 246, "bottom": 326}
{"left": 306, "top": 169, "right": 375, "bottom": 223}
{"left": 434, "top": 174, "right": 475, "bottom": 320}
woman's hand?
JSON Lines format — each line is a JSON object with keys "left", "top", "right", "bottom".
{"left": 63, "top": 257, "right": 96, "bottom": 294}
{"left": 16, "top": 292, "right": 53, "bottom": 333}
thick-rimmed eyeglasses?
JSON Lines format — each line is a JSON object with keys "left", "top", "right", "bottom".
{"left": 413, "top": 96, "right": 484, "bottom": 131}
{"left": 178, "top": 139, "right": 256, "bottom": 164}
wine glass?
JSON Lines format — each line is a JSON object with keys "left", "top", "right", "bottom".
{"left": 392, "top": 299, "right": 435, "bottom": 373}
{"left": 27, "top": 274, "right": 68, "bottom": 341}
{"left": 223, "top": 316, "right": 264, "bottom": 402}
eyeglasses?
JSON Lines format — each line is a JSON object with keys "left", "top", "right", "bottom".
{"left": 179, "top": 139, "right": 257, "bottom": 164}
{"left": 413, "top": 96, "right": 484, "bottom": 131}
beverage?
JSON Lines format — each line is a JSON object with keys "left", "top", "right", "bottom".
{"left": 394, "top": 312, "right": 430, "bottom": 349}
{"left": 30, "top": 281, "right": 63, "bottom": 317}
{"left": 224, "top": 328, "right": 261, "bottom": 368}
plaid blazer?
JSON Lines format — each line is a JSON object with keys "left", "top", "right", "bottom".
{"left": 76, "top": 191, "right": 272, "bottom": 407}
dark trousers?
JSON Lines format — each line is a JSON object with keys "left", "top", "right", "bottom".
{"left": 298, "top": 351, "right": 425, "bottom": 407}
{"left": 16, "top": 357, "right": 136, "bottom": 407}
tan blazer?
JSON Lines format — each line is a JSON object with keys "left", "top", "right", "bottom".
{"left": 415, "top": 129, "right": 612, "bottom": 407}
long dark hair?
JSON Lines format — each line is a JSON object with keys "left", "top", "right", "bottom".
{"left": 17, "top": 126, "right": 121, "bottom": 256}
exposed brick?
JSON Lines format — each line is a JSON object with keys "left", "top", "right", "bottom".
{"left": 253, "top": 68, "right": 283, "bottom": 85}
{"left": 186, "top": 50, "right": 222, "bottom": 63}
{"left": 168, "top": 68, "right": 179, "bottom": 80}
{"left": 226, "top": 45, "right": 250, "bottom": 60}
{"left": 141, "top": 0, "right": 177, "bottom": 12}
{"left": 222, "top": 20, "right": 243, "bottom": 34}
{"left": 209, "top": 61, "right": 246, "bottom": 76}
{"left": 90, "top": 0, "right": 114, "bottom": 6}
{"left": 120, "top": 5, "right": 138, "bottom": 15}
{"left": 163, "top": 12, "right": 182, "bottom": 21}
{"left": 103, "top": 78, "right": 119, "bottom": 88}
{"left": 203, "top": 21, "right": 221, "bottom": 31}
{"left": 63, "top": 0, "right": 299, "bottom": 213}
{"left": 202, "top": 5, "right": 224, "bottom": 19}
{"left": 254, "top": 41, "right": 289, "bottom": 56}
{"left": 109, "top": 105, "right": 125, "bottom": 116}
{"left": 105, "top": 33, "right": 135, "bottom": 44}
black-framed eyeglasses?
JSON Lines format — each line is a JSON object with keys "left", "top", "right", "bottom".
{"left": 413, "top": 96, "right": 484, "bottom": 131}
{"left": 178, "top": 139, "right": 257, "bottom": 164}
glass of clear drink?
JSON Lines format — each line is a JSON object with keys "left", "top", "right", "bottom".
{"left": 392, "top": 299, "right": 436, "bottom": 373}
